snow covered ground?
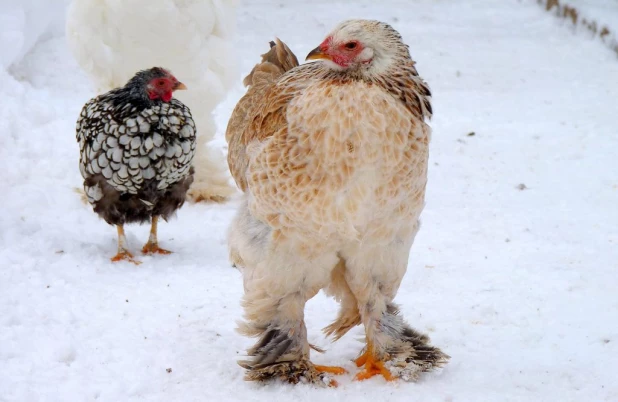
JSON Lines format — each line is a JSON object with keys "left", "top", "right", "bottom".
{"left": 1, "top": 1, "right": 617, "bottom": 401}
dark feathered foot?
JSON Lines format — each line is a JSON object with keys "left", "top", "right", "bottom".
{"left": 238, "top": 325, "right": 344, "bottom": 387}
{"left": 386, "top": 325, "right": 450, "bottom": 380}
{"left": 241, "top": 360, "right": 343, "bottom": 387}
{"left": 355, "top": 329, "right": 449, "bottom": 382}
{"left": 355, "top": 304, "right": 449, "bottom": 382}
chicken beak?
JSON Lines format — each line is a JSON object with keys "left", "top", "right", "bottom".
{"left": 305, "top": 46, "right": 331, "bottom": 61}
{"left": 173, "top": 82, "right": 187, "bottom": 91}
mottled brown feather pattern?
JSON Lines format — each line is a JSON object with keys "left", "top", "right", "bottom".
{"left": 227, "top": 41, "right": 432, "bottom": 196}
{"left": 227, "top": 20, "right": 447, "bottom": 384}
{"left": 226, "top": 39, "right": 300, "bottom": 192}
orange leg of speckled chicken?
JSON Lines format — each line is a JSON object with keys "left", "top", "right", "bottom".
{"left": 111, "top": 225, "right": 141, "bottom": 265}
{"left": 142, "top": 216, "right": 172, "bottom": 255}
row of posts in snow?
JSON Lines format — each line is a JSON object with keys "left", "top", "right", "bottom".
{"left": 538, "top": 0, "right": 618, "bottom": 58}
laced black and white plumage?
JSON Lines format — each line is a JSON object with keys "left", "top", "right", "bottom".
{"left": 75, "top": 67, "right": 196, "bottom": 263}
{"left": 77, "top": 95, "right": 195, "bottom": 199}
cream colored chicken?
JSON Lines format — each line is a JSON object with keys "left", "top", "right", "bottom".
{"left": 227, "top": 20, "right": 448, "bottom": 386}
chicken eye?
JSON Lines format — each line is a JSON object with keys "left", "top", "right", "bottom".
{"left": 344, "top": 42, "right": 357, "bottom": 50}
{"left": 157, "top": 80, "right": 166, "bottom": 87}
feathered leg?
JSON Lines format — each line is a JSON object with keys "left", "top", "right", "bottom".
{"left": 230, "top": 201, "right": 342, "bottom": 386}
{"left": 340, "top": 227, "right": 449, "bottom": 382}
{"left": 111, "top": 225, "right": 141, "bottom": 265}
{"left": 142, "top": 216, "right": 172, "bottom": 255}
{"left": 238, "top": 246, "right": 342, "bottom": 386}
{"left": 323, "top": 258, "right": 361, "bottom": 340}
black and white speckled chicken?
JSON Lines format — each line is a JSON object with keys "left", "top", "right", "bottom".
{"left": 76, "top": 67, "right": 196, "bottom": 264}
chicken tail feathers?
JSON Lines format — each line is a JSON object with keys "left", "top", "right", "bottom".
{"left": 226, "top": 38, "right": 300, "bottom": 191}
{"left": 242, "top": 38, "right": 299, "bottom": 87}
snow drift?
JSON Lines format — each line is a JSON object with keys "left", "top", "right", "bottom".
{"left": 0, "top": 0, "right": 70, "bottom": 70}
